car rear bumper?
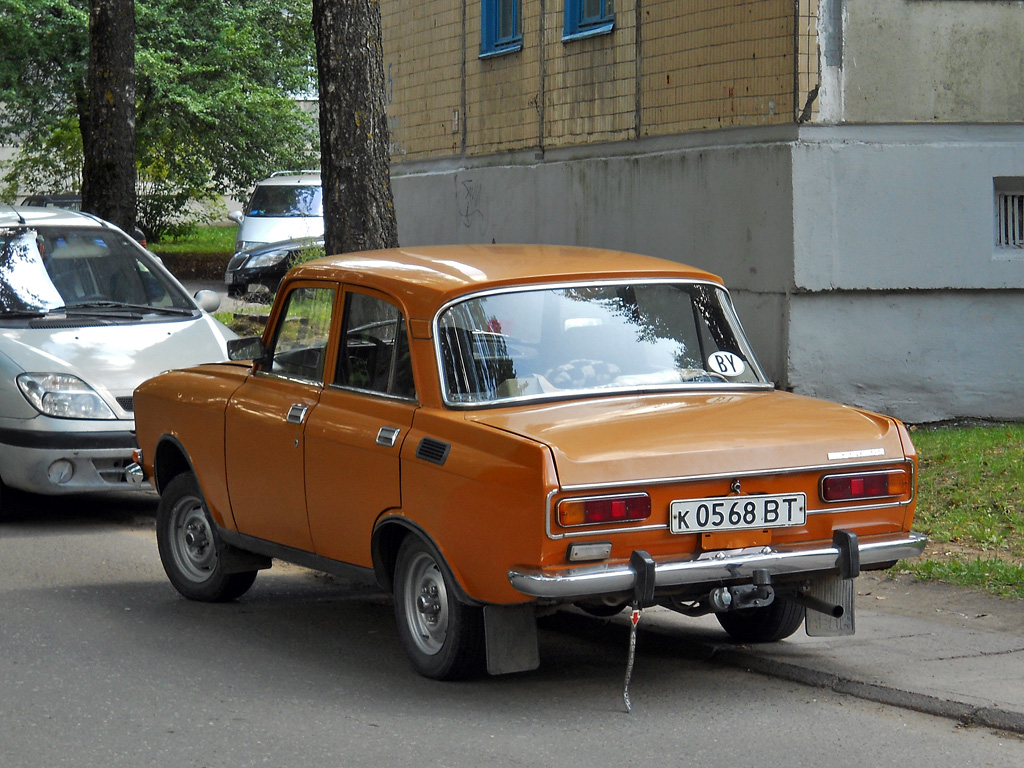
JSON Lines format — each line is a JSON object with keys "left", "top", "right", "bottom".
{"left": 507, "top": 531, "right": 927, "bottom": 600}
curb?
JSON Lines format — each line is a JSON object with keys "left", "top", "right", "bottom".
{"left": 706, "top": 645, "right": 1024, "bottom": 735}
{"left": 615, "top": 611, "right": 1024, "bottom": 736}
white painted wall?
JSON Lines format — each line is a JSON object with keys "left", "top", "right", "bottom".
{"left": 820, "top": 0, "right": 1024, "bottom": 124}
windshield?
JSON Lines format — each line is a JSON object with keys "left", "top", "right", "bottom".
{"left": 437, "top": 281, "right": 769, "bottom": 405}
{"left": 245, "top": 185, "right": 323, "bottom": 218}
{"left": 0, "top": 226, "right": 193, "bottom": 314}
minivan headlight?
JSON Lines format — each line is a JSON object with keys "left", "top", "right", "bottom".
{"left": 17, "top": 373, "right": 116, "bottom": 419}
{"left": 246, "top": 249, "right": 290, "bottom": 268}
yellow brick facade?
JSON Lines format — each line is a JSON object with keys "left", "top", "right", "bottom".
{"left": 381, "top": 1, "right": 820, "bottom": 162}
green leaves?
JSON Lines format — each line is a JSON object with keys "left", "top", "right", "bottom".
{"left": 1, "top": 0, "right": 320, "bottom": 233}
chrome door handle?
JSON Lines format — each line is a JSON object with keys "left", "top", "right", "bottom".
{"left": 376, "top": 426, "right": 401, "bottom": 447}
{"left": 286, "top": 404, "right": 309, "bottom": 424}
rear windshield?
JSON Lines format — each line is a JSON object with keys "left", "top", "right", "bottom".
{"left": 245, "top": 185, "right": 323, "bottom": 218}
{"left": 436, "top": 281, "right": 769, "bottom": 405}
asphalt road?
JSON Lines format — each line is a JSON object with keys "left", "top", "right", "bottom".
{"left": 1, "top": 489, "right": 1021, "bottom": 768}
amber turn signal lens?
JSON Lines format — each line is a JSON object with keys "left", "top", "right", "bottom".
{"left": 821, "top": 470, "right": 908, "bottom": 502}
{"left": 558, "top": 494, "right": 652, "bottom": 526}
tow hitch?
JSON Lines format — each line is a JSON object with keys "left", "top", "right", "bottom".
{"left": 708, "top": 568, "right": 775, "bottom": 612}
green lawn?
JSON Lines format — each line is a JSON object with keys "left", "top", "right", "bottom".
{"left": 901, "top": 423, "right": 1024, "bottom": 598}
{"left": 149, "top": 225, "right": 236, "bottom": 254}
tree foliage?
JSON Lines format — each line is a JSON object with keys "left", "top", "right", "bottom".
{"left": 0, "top": 0, "right": 319, "bottom": 238}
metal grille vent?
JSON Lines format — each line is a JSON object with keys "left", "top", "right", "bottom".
{"left": 116, "top": 396, "right": 134, "bottom": 412}
{"left": 416, "top": 437, "right": 451, "bottom": 466}
{"left": 996, "top": 192, "right": 1024, "bottom": 248}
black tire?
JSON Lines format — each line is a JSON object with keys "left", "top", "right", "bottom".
{"left": 156, "top": 472, "right": 257, "bottom": 602}
{"left": 393, "top": 535, "right": 485, "bottom": 680}
{"left": 716, "top": 597, "right": 805, "bottom": 643}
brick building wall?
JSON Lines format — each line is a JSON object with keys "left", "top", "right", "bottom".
{"left": 382, "top": 0, "right": 814, "bottom": 161}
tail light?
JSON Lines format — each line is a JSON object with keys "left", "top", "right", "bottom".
{"left": 820, "top": 469, "right": 909, "bottom": 502}
{"left": 558, "top": 493, "right": 652, "bottom": 527}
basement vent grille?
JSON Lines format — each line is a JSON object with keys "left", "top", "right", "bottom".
{"left": 995, "top": 190, "right": 1024, "bottom": 249}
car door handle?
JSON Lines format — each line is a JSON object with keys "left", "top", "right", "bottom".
{"left": 286, "top": 404, "right": 309, "bottom": 424}
{"left": 376, "top": 426, "right": 401, "bottom": 447}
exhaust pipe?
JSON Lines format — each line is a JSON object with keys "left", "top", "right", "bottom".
{"left": 790, "top": 590, "right": 845, "bottom": 618}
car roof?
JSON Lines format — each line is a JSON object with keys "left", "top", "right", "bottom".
{"left": 255, "top": 171, "right": 321, "bottom": 186}
{"left": 0, "top": 206, "right": 107, "bottom": 229}
{"left": 287, "top": 244, "right": 723, "bottom": 318}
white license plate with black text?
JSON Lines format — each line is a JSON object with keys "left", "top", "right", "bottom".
{"left": 670, "top": 494, "right": 807, "bottom": 534}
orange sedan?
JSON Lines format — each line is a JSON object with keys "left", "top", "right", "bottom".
{"left": 131, "top": 245, "right": 925, "bottom": 680}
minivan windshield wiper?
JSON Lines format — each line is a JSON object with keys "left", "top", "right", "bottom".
{"left": 0, "top": 307, "right": 48, "bottom": 318}
{"left": 62, "top": 301, "right": 195, "bottom": 317}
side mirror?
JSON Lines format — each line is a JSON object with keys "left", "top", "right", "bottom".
{"left": 193, "top": 289, "right": 221, "bottom": 313}
{"left": 227, "top": 210, "right": 244, "bottom": 225}
{"left": 227, "top": 336, "right": 267, "bottom": 364}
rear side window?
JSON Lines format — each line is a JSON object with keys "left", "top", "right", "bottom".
{"left": 245, "top": 185, "right": 323, "bottom": 218}
{"left": 336, "top": 292, "right": 416, "bottom": 400}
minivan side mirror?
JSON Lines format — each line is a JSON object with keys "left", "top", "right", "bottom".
{"left": 193, "top": 289, "right": 221, "bottom": 313}
{"left": 228, "top": 210, "right": 244, "bottom": 225}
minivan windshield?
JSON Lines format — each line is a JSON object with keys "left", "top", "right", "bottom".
{"left": 437, "top": 281, "right": 769, "bottom": 405}
{"left": 0, "top": 226, "right": 193, "bottom": 315}
{"left": 245, "top": 185, "right": 323, "bottom": 218}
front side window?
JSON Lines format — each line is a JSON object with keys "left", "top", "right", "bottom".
{"left": 563, "top": 0, "right": 614, "bottom": 42}
{"left": 336, "top": 292, "right": 415, "bottom": 399}
{"left": 437, "top": 281, "right": 768, "bottom": 405}
{"left": 268, "top": 286, "right": 336, "bottom": 381}
{"left": 481, "top": 0, "right": 522, "bottom": 58}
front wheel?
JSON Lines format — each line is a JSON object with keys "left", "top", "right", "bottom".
{"left": 156, "top": 472, "right": 257, "bottom": 602}
{"left": 393, "top": 536, "right": 485, "bottom": 680}
{"left": 716, "top": 597, "right": 805, "bottom": 643}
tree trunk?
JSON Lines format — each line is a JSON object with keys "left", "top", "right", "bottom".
{"left": 313, "top": 0, "right": 399, "bottom": 255}
{"left": 81, "top": 0, "right": 136, "bottom": 235}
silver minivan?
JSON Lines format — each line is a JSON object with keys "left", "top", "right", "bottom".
{"left": 0, "top": 207, "right": 235, "bottom": 513}
{"left": 228, "top": 171, "right": 323, "bottom": 252}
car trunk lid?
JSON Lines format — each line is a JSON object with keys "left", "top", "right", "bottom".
{"left": 466, "top": 390, "right": 907, "bottom": 488}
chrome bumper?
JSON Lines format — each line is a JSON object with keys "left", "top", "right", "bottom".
{"left": 508, "top": 531, "right": 927, "bottom": 600}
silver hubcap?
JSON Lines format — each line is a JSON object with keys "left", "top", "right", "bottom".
{"left": 403, "top": 551, "right": 449, "bottom": 656}
{"left": 170, "top": 496, "right": 216, "bottom": 583}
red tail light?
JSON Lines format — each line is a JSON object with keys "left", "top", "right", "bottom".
{"left": 821, "top": 470, "right": 908, "bottom": 502}
{"left": 558, "top": 493, "right": 652, "bottom": 526}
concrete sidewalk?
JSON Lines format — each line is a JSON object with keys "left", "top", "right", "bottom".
{"left": 635, "top": 572, "right": 1024, "bottom": 734}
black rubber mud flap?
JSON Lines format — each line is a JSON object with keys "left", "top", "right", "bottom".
{"left": 803, "top": 576, "right": 856, "bottom": 637}
{"left": 484, "top": 604, "right": 540, "bottom": 675}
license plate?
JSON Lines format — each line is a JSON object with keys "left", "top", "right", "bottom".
{"left": 670, "top": 493, "right": 806, "bottom": 534}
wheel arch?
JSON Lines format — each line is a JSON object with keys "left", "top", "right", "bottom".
{"left": 371, "top": 517, "right": 476, "bottom": 605}
{"left": 151, "top": 434, "right": 196, "bottom": 496}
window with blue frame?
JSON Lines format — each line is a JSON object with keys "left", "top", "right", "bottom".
{"left": 481, "top": 0, "right": 522, "bottom": 58}
{"left": 563, "top": 0, "right": 614, "bottom": 42}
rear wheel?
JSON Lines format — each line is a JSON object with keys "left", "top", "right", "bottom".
{"left": 393, "top": 536, "right": 485, "bottom": 680}
{"left": 156, "top": 472, "right": 257, "bottom": 602}
{"left": 716, "top": 597, "right": 805, "bottom": 643}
